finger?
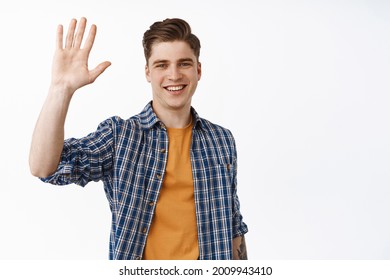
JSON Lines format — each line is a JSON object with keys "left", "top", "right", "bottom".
{"left": 89, "top": 61, "right": 111, "bottom": 83}
{"left": 83, "top": 24, "right": 97, "bottom": 52}
{"left": 73, "top": 17, "right": 87, "bottom": 48}
{"left": 65, "top": 18, "right": 77, "bottom": 49}
{"left": 56, "top": 24, "right": 63, "bottom": 49}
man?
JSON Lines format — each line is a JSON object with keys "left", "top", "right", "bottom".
{"left": 29, "top": 17, "right": 248, "bottom": 260}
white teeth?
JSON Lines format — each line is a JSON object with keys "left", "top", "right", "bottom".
{"left": 166, "top": 85, "right": 184, "bottom": 91}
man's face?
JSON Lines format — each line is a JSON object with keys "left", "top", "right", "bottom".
{"left": 145, "top": 41, "right": 201, "bottom": 114}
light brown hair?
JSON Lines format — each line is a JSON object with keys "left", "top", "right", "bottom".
{"left": 142, "top": 18, "right": 201, "bottom": 64}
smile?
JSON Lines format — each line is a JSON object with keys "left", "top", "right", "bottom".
{"left": 165, "top": 85, "right": 186, "bottom": 92}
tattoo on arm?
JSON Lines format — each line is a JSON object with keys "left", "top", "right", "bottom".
{"left": 234, "top": 235, "right": 248, "bottom": 260}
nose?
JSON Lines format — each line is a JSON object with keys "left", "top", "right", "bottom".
{"left": 167, "top": 65, "right": 182, "bottom": 81}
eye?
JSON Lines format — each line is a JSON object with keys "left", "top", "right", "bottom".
{"left": 179, "top": 62, "right": 191, "bottom": 67}
{"left": 155, "top": 63, "right": 167, "bottom": 69}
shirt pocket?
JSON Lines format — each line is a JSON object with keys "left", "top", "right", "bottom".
{"left": 204, "top": 156, "right": 235, "bottom": 189}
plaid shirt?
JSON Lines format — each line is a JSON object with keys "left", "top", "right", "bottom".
{"left": 41, "top": 102, "right": 248, "bottom": 260}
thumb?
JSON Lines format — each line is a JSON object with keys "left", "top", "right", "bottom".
{"left": 89, "top": 61, "right": 111, "bottom": 83}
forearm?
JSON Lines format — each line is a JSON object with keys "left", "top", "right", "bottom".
{"left": 29, "top": 85, "right": 74, "bottom": 178}
{"left": 30, "top": 18, "right": 110, "bottom": 178}
{"left": 233, "top": 235, "right": 248, "bottom": 260}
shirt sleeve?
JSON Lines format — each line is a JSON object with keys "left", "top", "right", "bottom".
{"left": 231, "top": 137, "right": 249, "bottom": 238}
{"left": 40, "top": 117, "right": 117, "bottom": 187}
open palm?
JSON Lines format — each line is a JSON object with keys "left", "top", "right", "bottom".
{"left": 51, "top": 18, "right": 111, "bottom": 93}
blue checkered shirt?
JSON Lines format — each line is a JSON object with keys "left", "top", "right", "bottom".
{"left": 41, "top": 102, "right": 248, "bottom": 260}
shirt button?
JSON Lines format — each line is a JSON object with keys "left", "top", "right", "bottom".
{"left": 156, "top": 174, "right": 162, "bottom": 180}
{"left": 148, "top": 201, "right": 155, "bottom": 207}
{"left": 227, "top": 164, "right": 231, "bottom": 170}
{"left": 135, "top": 256, "right": 141, "bottom": 260}
{"left": 142, "top": 227, "right": 147, "bottom": 234}
{"left": 160, "top": 148, "right": 166, "bottom": 154}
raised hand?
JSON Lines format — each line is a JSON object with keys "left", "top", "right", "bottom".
{"left": 51, "top": 17, "right": 111, "bottom": 94}
{"left": 29, "top": 17, "right": 111, "bottom": 178}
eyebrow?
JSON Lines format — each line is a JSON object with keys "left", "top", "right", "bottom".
{"left": 152, "top": 58, "right": 195, "bottom": 66}
{"left": 152, "top": 59, "right": 169, "bottom": 66}
{"left": 177, "top": 58, "right": 195, "bottom": 63}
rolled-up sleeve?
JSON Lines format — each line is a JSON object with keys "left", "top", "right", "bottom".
{"left": 40, "top": 117, "right": 116, "bottom": 187}
{"left": 231, "top": 139, "right": 248, "bottom": 238}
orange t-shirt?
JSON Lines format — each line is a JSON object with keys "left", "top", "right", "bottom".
{"left": 143, "top": 121, "right": 199, "bottom": 259}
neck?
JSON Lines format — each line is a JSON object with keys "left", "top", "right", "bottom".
{"left": 152, "top": 103, "right": 192, "bottom": 129}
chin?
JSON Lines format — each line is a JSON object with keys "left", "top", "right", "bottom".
{"left": 166, "top": 103, "right": 187, "bottom": 110}
{"left": 166, "top": 98, "right": 191, "bottom": 109}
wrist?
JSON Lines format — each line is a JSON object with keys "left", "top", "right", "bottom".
{"left": 48, "top": 82, "right": 75, "bottom": 98}
{"left": 47, "top": 83, "right": 75, "bottom": 107}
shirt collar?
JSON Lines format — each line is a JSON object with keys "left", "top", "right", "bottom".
{"left": 139, "top": 101, "right": 204, "bottom": 130}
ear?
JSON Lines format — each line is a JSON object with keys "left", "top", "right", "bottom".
{"left": 197, "top": 61, "right": 202, "bottom": 81}
{"left": 145, "top": 65, "right": 151, "bottom": 83}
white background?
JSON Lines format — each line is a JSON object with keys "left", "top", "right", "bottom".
{"left": 0, "top": 0, "right": 389, "bottom": 260}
